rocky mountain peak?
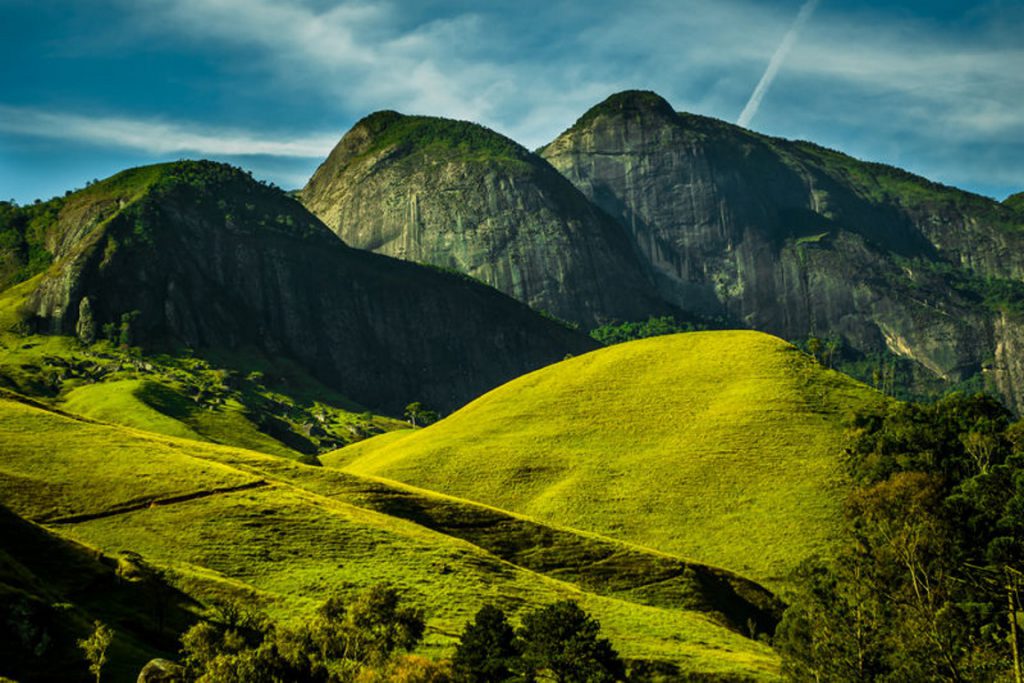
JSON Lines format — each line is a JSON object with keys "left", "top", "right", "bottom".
{"left": 576, "top": 90, "right": 677, "bottom": 123}
{"left": 301, "top": 112, "right": 670, "bottom": 328}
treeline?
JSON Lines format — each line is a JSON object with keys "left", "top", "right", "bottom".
{"left": 777, "top": 393, "right": 1024, "bottom": 681}
{"left": 84, "top": 585, "right": 631, "bottom": 682}
{"left": 589, "top": 316, "right": 705, "bottom": 346}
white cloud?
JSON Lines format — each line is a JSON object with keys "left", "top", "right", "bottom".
{"left": 0, "top": 105, "right": 338, "bottom": 157}
{"left": 8, "top": 0, "right": 1024, "bottom": 196}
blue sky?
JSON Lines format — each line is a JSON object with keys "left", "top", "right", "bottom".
{"left": 2, "top": 0, "right": 1022, "bottom": 203}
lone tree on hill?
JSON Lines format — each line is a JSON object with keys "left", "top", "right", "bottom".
{"left": 404, "top": 401, "right": 439, "bottom": 427}
{"left": 78, "top": 620, "right": 113, "bottom": 683}
{"left": 76, "top": 296, "right": 96, "bottom": 344}
{"left": 518, "top": 601, "right": 624, "bottom": 683}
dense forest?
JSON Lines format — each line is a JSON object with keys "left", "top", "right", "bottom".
{"left": 778, "top": 393, "right": 1024, "bottom": 681}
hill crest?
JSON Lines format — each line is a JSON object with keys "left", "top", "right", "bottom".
{"left": 326, "top": 330, "right": 884, "bottom": 588}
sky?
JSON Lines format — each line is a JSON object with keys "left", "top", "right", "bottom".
{"left": 1, "top": 0, "right": 1022, "bottom": 204}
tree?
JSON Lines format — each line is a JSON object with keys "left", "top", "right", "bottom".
{"left": 452, "top": 604, "right": 519, "bottom": 682}
{"left": 76, "top": 296, "right": 96, "bottom": 344}
{"left": 779, "top": 393, "right": 1022, "bottom": 681}
{"left": 180, "top": 584, "right": 426, "bottom": 681}
{"left": 326, "top": 583, "right": 425, "bottom": 668}
{"left": 119, "top": 311, "right": 140, "bottom": 347}
{"left": 517, "top": 601, "right": 624, "bottom": 683}
{"left": 405, "top": 402, "right": 438, "bottom": 427}
{"left": 78, "top": 620, "right": 113, "bottom": 683}
{"left": 805, "top": 336, "right": 822, "bottom": 363}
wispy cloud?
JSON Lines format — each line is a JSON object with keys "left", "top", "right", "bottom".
{"left": 4, "top": 0, "right": 1023, "bottom": 199}
{"left": 0, "top": 105, "right": 337, "bottom": 157}
{"left": 118, "top": 0, "right": 625, "bottom": 146}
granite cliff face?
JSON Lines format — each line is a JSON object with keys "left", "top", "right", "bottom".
{"left": 540, "top": 91, "right": 1024, "bottom": 407}
{"left": 301, "top": 112, "right": 668, "bottom": 327}
{"left": 21, "top": 161, "right": 596, "bottom": 413}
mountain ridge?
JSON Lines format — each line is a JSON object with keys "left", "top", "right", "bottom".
{"left": 10, "top": 160, "right": 597, "bottom": 414}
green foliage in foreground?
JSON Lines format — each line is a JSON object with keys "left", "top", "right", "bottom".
{"left": 777, "top": 393, "right": 1024, "bottom": 681}
{"left": 78, "top": 621, "right": 114, "bottom": 683}
{"left": 180, "top": 594, "right": 625, "bottom": 683}
{"left": 179, "top": 584, "right": 426, "bottom": 682}
{"left": 454, "top": 602, "right": 624, "bottom": 683}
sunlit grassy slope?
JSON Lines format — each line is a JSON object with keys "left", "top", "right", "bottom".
{"left": 0, "top": 395, "right": 781, "bottom": 680}
{"left": 0, "top": 277, "right": 407, "bottom": 461}
{"left": 327, "top": 331, "right": 883, "bottom": 588}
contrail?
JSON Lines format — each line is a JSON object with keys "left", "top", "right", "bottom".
{"left": 737, "top": 0, "right": 820, "bottom": 128}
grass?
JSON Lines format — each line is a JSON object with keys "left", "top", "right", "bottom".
{"left": 61, "top": 380, "right": 205, "bottom": 441}
{"left": 0, "top": 504, "right": 200, "bottom": 683}
{"left": 0, "top": 394, "right": 782, "bottom": 680}
{"left": 326, "top": 331, "right": 883, "bottom": 590}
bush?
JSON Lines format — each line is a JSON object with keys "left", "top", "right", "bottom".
{"left": 179, "top": 584, "right": 425, "bottom": 682}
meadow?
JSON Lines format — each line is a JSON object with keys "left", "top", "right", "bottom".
{"left": 0, "top": 392, "right": 782, "bottom": 680}
{"left": 327, "top": 331, "right": 883, "bottom": 590}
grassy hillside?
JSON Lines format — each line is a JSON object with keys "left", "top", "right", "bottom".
{"left": 0, "top": 394, "right": 781, "bottom": 681}
{"left": 0, "top": 274, "right": 406, "bottom": 459}
{"left": 326, "top": 331, "right": 883, "bottom": 589}
{"left": 0, "top": 503, "right": 199, "bottom": 682}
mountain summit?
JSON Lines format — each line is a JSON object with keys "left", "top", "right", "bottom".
{"left": 301, "top": 111, "right": 669, "bottom": 327}
{"left": 541, "top": 90, "right": 1024, "bottom": 409}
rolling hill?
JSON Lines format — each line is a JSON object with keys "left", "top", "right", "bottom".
{"left": 325, "top": 331, "right": 884, "bottom": 589}
{"left": 0, "top": 392, "right": 783, "bottom": 681}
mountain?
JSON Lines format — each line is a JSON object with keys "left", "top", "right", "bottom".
{"left": 539, "top": 90, "right": 1024, "bottom": 409}
{"left": 325, "top": 331, "right": 883, "bottom": 589}
{"left": 0, "top": 393, "right": 782, "bottom": 680}
{"left": 6, "top": 161, "right": 596, "bottom": 414}
{"left": 300, "top": 111, "right": 669, "bottom": 327}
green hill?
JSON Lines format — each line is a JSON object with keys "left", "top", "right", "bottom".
{"left": 325, "top": 331, "right": 884, "bottom": 588}
{"left": 0, "top": 393, "right": 781, "bottom": 681}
